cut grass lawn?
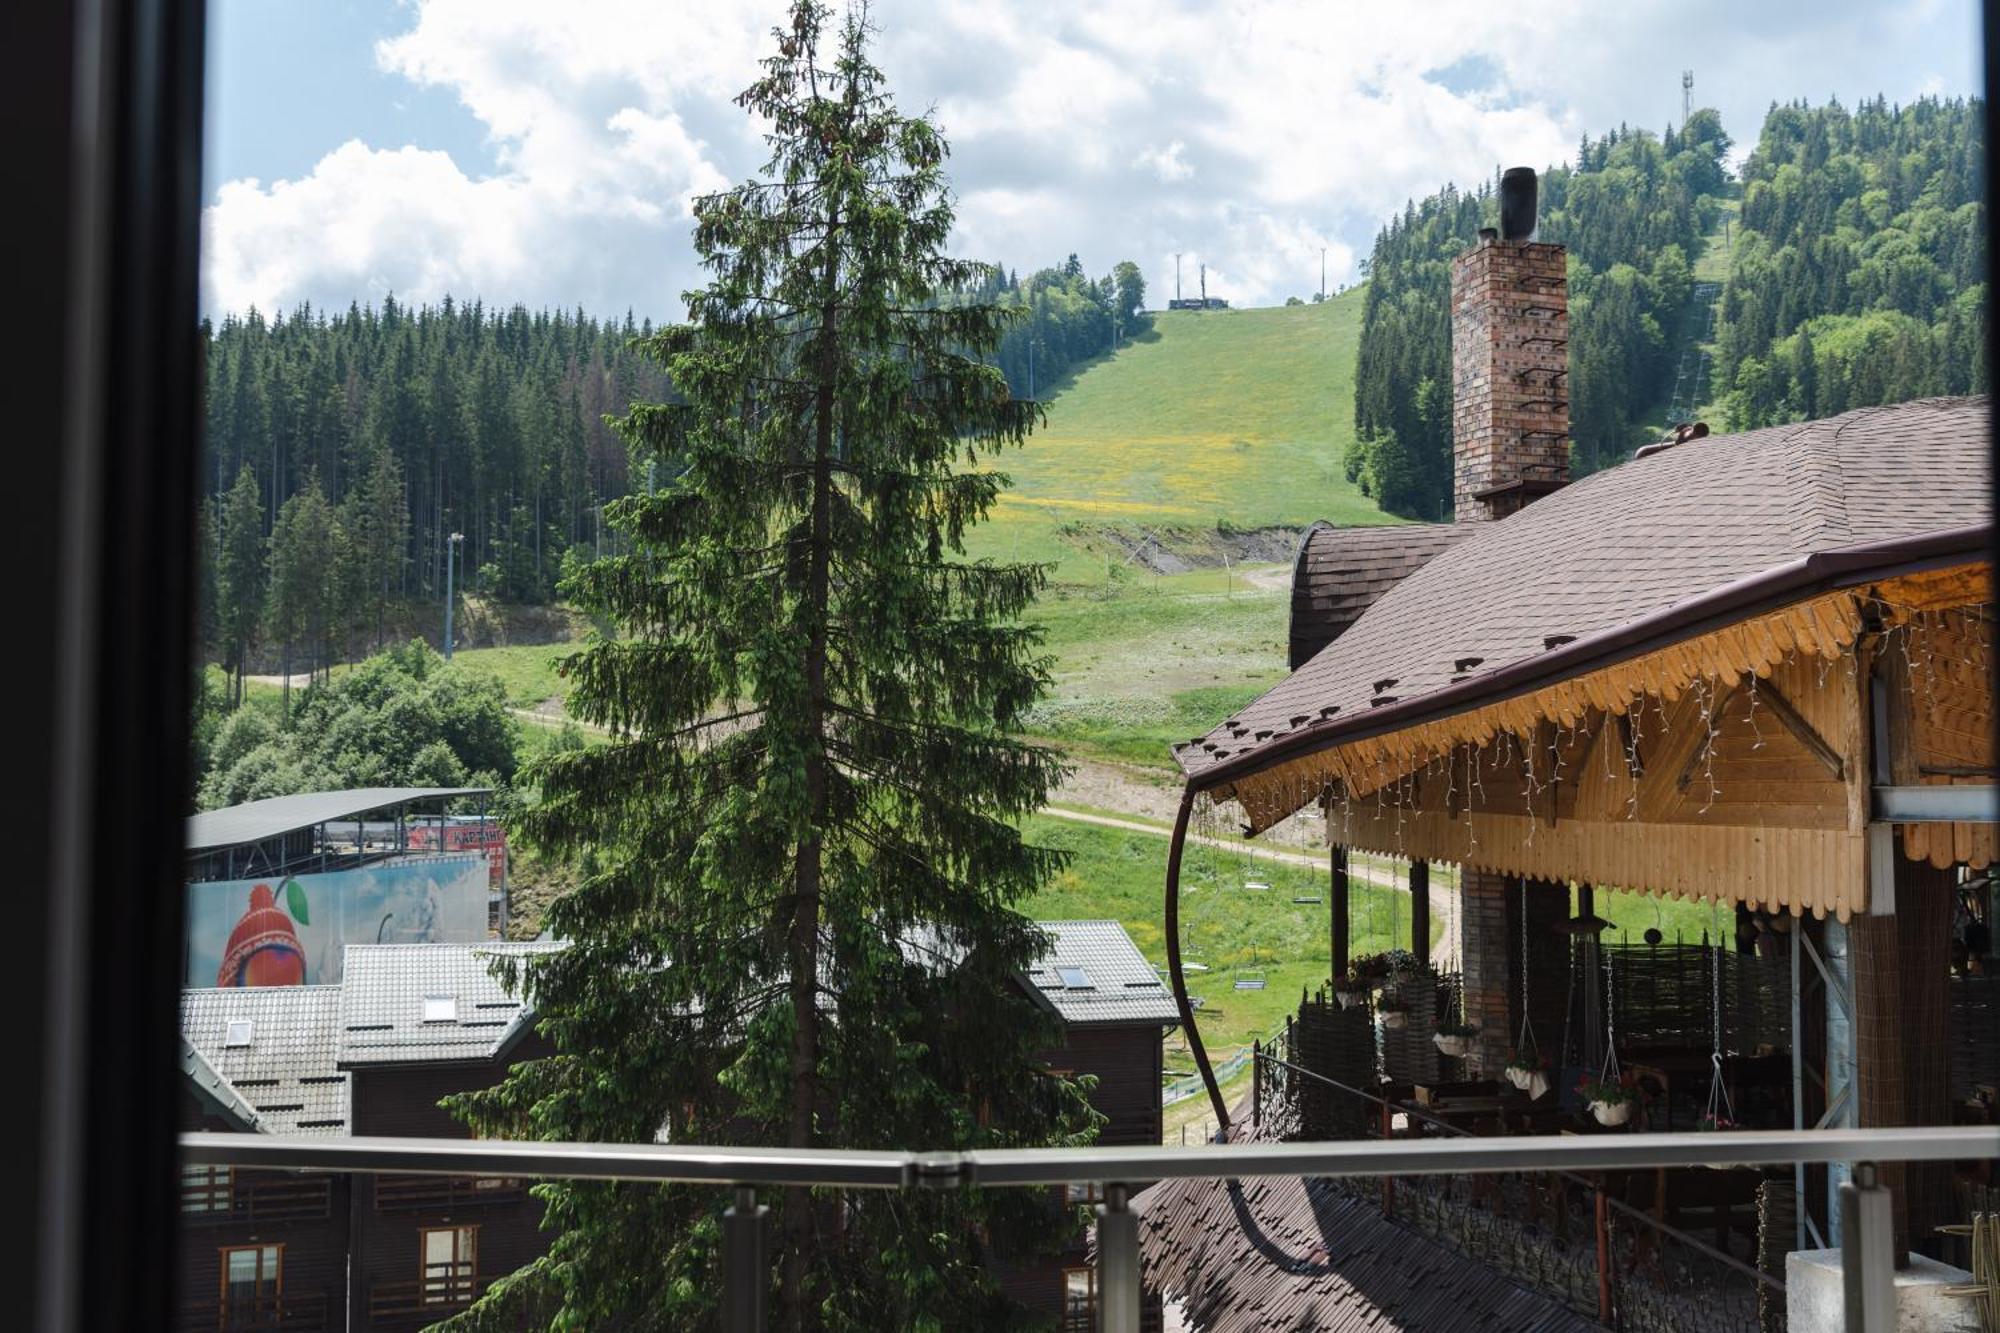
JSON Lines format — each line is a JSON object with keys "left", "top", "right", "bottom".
{"left": 963, "top": 289, "right": 1390, "bottom": 582}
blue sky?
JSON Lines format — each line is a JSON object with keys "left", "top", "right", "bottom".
{"left": 201, "top": 0, "right": 1982, "bottom": 321}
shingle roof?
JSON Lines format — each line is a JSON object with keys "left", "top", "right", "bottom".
{"left": 1026, "top": 921, "right": 1181, "bottom": 1026}
{"left": 337, "top": 941, "right": 562, "bottom": 1067}
{"left": 1289, "top": 522, "right": 1471, "bottom": 669}
{"left": 1178, "top": 397, "right": 1991, "bottom": 788}
{"left": 187, "top": 786, "right": 491, "bottom": 853}
{"left": 181, "top": 986, "right": 348, "bottom": 1134}
{"left": 1134, "top": 1112, "right": 1596, "bottom": 1332}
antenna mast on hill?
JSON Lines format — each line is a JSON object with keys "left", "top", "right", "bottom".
{"left": 1682, "top": 70, "right": 1693, "bottom": 126}
{"left": 1175, "top": 253, "right": 1183, "bottom": 303}
{"left": 1200, "top": 263, "right": 1207, "bottom": 305}
{"left": 1320, "top": 247, "right": 1327, "bottom": 301}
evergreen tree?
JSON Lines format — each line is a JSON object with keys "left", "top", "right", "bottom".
{"left": 265, "top": 472, "right": 344, "bottom": 708}
{"left": 216, "top": 465, "right": 266, "bottom": 706}
{"left": 344, "top": 443, "right": 410, "bottom": 649}
{"left": 447, "top": 6, "right": 1095, "bottom": 1329}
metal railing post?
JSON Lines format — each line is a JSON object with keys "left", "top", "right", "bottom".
{"left": 1097, "top": 1183, "right": 1140, "bottom": 1333}
{"left": 1378, "top": 1100, "right": 1394, "bottom": 1217}
{"left": 1840, "top": 1162, "right": 1895, "bottom": 1333}
{"left": 1595, "top": 1186, "right": 1612, "bottom": 1325}
{"left": 1253, "top": 1041, "right": 1263, "bottom": 1126}
{"left": 723, "top": 1185, "right": 768, "bottom": 1333}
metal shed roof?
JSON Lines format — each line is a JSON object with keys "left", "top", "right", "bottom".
{"left": 186, "top": 786, "right": 491, "bottom": 854}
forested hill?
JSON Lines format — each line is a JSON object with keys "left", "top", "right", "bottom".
{"left": 196, "top": 256, "right": 1147, "bottom": 680}
{"left": 1348, "top": 110, "right": 1733, "bottom": 520}
{"left": 202, "top": 298, "right": 667, "bottom": 610}
{"left": 1716, "top": 96, "right": 1986, "bottom": 427}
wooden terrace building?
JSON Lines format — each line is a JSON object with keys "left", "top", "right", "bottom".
{"left": 1149, "top": 170, "right": 1995, "bottom": 1329}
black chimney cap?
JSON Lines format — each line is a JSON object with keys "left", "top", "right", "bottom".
{"left": 1500, "top": 167, "right": 1538, "bottom": 241}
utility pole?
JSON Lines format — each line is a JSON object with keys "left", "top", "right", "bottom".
{"left": 443, "top": 531, "right": 463, "bottom": 660}
{"left": 1028, "top": 337, "right": 1035, "bottom": 400}
{"left": 1174, "top": 253, "right": 1182, "bottom": 304}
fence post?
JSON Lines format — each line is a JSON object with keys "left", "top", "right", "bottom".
{"left": 1253, "top": 1040, "right": 1263, "bottom": 1126}
{"left": 1840, "top": 1162, "right": 1896, "bottom": 1333}
{"left": 1595, "top": 1186, "right": 1612, "bottom": 1326}
{"left": 1098, "top": 1183, "right": 1140, "bottom": 1333}
{"left": 723, "top": 1185, "right": 767, "bottom": 1333}
{"left": 1379, "top": 1099, "right": 1394, "bottom": 1218}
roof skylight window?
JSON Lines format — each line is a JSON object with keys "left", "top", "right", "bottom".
{"left": 421, "top": 995, "right": 458, "bottom": 1023}
{"left": 224, "top": 1019, "right": 255, "bottom": 1047}
{"left": 1057, "top": 966, "right": 1092, "bottom": 990}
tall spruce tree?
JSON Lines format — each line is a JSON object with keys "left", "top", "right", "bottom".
{"left": 446, "top": 5, "right": 1096, "bottom": 1329}
{"left": 216, "top": 465, "right": 266, "bottom": 706}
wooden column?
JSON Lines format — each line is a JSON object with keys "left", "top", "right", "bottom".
{"left": 1331, "top": 845, "right": 1350, "bottom": 980}
{"left": 1409, "top": 860, "right": 1430, "bottom": 961}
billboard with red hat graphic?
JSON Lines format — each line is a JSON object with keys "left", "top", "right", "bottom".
{"left": 186, "top": 853, "right": 488, "bottom": 987}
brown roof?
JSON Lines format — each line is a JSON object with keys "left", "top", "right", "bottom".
{"left": 1133, "top": 1118, "right": 1596, "bottom": 1331}
{"left": 1176, "top": 397, "right": 1992, "bottom": 796}
{"left": 1289, "top": 522, "right": 1470, "bottom": 669}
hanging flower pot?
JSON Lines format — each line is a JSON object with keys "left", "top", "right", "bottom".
{"left": 1590, "top": 1098, "right": 1634, "bottom": 1127}
{"left": 1335, "top": 987, "right": 1367, "bottom": 1010}
{"left": 1578, "top": 1075, "right": 1640, "bottom": 1128}
{"left": 1504, "top": 1050, "right": 1548, "bottom": 1096}
{"left": 1696, "top": 1112, "right": 1741, "bottom": 1168}
{"left": 1378, "top": 1000, "right": 1409, "bottom": 1031}
{"left": 1433, "top": 1023, "right": 1478, "bottom": 1058}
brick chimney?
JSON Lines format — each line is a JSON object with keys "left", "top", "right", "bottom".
{"left": 1450, "top": 167, "right": 1570, "bottom": 523}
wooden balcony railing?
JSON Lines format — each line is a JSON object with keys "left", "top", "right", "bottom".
{"left": 179, "top": 1174, "right": 334, "bottom": 1224}
{"left": 372, "top": 1173, "right": 526, "bottom": 1212}
{"left": 171, "top": 1289, "right": 330, "bottom": 1331}
{"left": 367, "top": 1271, "right": 495, "bottom": 1319}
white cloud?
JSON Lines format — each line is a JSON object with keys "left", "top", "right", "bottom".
{"left": 1135, "top": 141, "right": 1194, "bottom": 184}
{"left": 201, "top": 0, "right": 1981, "bottom": 317}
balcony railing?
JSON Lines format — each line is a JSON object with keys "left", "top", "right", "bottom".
{"left": 372, "top": 1173, "right": 526, "bottom": 1212}
{"left": 179, "top": 1174, "right": 334, "bottom": 1225}
{"left": 367, "top": 1271, "right": 496, "bottom": 1320}
{"left": 171, "top": 1289, "right": 329, "bottom": 1331}
{"left": 183, "top": 1124, "right": 2000, "bottom": 1333}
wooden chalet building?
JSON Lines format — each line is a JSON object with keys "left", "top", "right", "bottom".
{"left": 1146, "top": 169, "right": 1994, "bottom": 1328}
{"left": 177, "top": 924, "right": 1177, "bottom": 1330}
{"left": 175, "top": 942, "right": 559, "bottom": 1331}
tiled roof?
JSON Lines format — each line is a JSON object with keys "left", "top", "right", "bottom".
{"left": 1025, "top": 921, "right": 1180, "bottom": 1027}
{"left": 1178, "top": 396, "right": 1991, "bottom": 785}
{"left": 1134, "top": 1114, "right": 1597, "bottom": 1332}
{"left": 181, "top": 985, "right": 348, "bottom": 1134}
{"left": 337, "top": 941, "right": 562, "bottom": 1067}
{"left": 1289, "top": 522, "right": 1470, "bottom": 669}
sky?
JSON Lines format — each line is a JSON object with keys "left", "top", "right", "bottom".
{"left": 200, "top": 0, "right": 1983, "bottom": 322}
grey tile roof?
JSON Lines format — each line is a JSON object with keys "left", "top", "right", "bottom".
{"left": 1178, "top": 396, "right": 1991, "bottom": 785}
{"left": 337, "top": 941, "right": 562, "bottom": 1067}
{"left": 187, "top": 786, "right": 491, "bottom": 853}
{"left": 180, "top": 1037, "right": 263, "bottom": 1130}
{"left": 1026, "top": 921, "right": 1181, "bottom": 1026}
{"left": 181, "top": 986, "right": 348, "bottom": 1134}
